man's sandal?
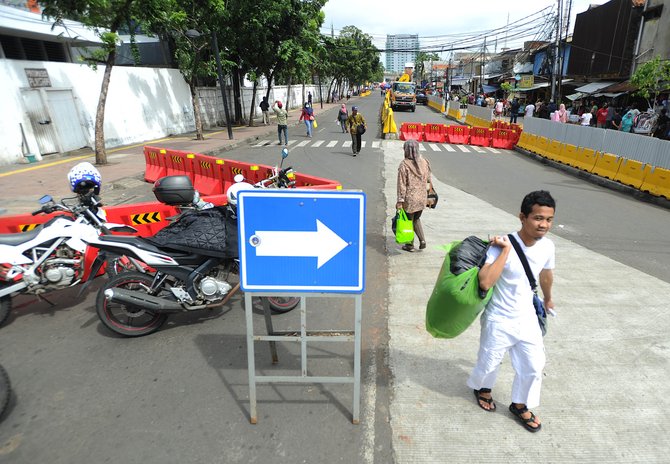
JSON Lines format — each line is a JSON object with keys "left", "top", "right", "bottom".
{"left": 473, "top": 388, "right": 496, "bottom": 412}
{"left": 508, "top": 404, "right": 542, "bottom": 433}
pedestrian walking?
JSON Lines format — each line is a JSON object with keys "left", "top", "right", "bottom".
{"left": 510, "top": 98, "right": 520, "bottom": 124}
{"left": 468, "top": 190, "right": 556, "bottom": 433}
{"left": 620, "top": 108, "right": 639, "bottom": 132}
{"left": 338, "top": 104, "right": 348, "bottom": 133}
{"left": 395, "top": 139, "right": 433, "bottom": 252}
{"left": 260, "top": 96, "right": 270, "bottom": 125}
{"left": 346, "top": 106, "right": 366, "bottom": 156}
{"left": 596, "top": 104, "right": 608, "bottom": 128}
{"left": 299, "top": 103, "right": 314, "bottom": 137}
{"left": 494, "top": 100, "right": 504, "bottom": 119}
{"left": 556, "top": 103, "right": 568, "bottom": 123}
{"left": 524, "top": 102, "right": 535, "bottom": 118}
{"left": 273, "top": 100, "right": 289, "bottom": 145}
{"left": 308, "top": 91, "right": 313, "bottom": 106}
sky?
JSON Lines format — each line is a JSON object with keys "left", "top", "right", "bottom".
{"left": 321, "top": 0, "right": 608, "bottom": 60}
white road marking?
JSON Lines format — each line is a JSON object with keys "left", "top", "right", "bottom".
{"left": 429, "top": 143, "right": 441, "bottom": 151}
{"left": 312, "top": 140, "right": 324, "bottom": 147}
{"left": 327, "top": 140, "right": 338, "bottom": 147}
{"left": 457, "top": 145, "right": 470, "bottom": 152}
{"left": 442, "top": 144, "right": 456, "bottom": 152}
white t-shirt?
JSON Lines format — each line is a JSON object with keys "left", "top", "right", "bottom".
{"left": 495, "top": 101, "right": 503, "bottom": 113}
{"left": 483, "top": 232, "right": 555, "bottom": 323}
{"left": 580, "top": 112, "right": 592, "bottom": 126}
{"left": 524, "top": 104, "right": 535, "bottom": 117}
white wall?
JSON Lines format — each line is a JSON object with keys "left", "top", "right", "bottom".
{"left": 0, "top": 59, "right": 194, "bottom": 165}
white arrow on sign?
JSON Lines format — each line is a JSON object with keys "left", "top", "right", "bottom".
{"left": 252, "top": 219, "right": 348, "bottom": 268}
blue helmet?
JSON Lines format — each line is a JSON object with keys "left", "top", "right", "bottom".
{"left": 68, "top": 162, "right": 101, "bottom": 194}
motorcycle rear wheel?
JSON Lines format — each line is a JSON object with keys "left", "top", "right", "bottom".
{"left": 0, "top": 363, "right": 10, "bottom": 421}
{"left": 0, "top": 296, "right": 10, "bottom": 327}
{"left": 96, "top": 272, "right": 168, "bottom": 337}
{"left": 266, "top": 296, "right": 300, "bottom": 314}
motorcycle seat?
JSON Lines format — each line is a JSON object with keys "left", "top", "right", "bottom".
{"left": 0, "top": 226, "right": 43, "bottom": 246}
{"left": 98, "top": 235, "right": 164, "bottom": 254}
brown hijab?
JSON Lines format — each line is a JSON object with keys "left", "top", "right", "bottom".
{"left": 403, "top": 139, "right": 428, "bottom": 178}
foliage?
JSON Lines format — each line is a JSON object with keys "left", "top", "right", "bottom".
{"left": 631, "top": 56, "right": 670, "bottom": 108}
{"left": 415, "top": 51, "right": 440, "bottom": 81}
{"left": 324, "top": 26, "right": 382, "bottom": 87}
{"left": 500, "top": 82, "right": 513, "bottom": 96}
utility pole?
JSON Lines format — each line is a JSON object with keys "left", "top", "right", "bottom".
{"left": 550, "top": 1, "right": 561, "bottom": 103}
{"left": 480, "top": 36, "right": 486, "bottom": 94}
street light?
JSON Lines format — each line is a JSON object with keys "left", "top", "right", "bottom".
{"left": 185, "top": 29, "right": 233, "bottom": 140}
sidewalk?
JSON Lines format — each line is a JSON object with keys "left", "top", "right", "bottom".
{"left": 0, "top": 99, "right": 349, "bottom": 216}
{"left": 382, "top": 140, "right": 668, "bottom": 463}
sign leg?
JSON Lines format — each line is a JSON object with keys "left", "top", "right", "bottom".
{"left": 245, "top": 293, "right": 258, "bottom": 424}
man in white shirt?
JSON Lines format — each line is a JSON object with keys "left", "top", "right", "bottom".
{"left": 524, "top": 103, "right": 535, "bottom": 118}
{"left": 580, "top": 111, "right": 593, "bottom": 126}
{"left": 467, "top": 190, "right": 556, "bottom": 433}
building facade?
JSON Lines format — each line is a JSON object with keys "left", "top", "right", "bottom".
{"left": 385, "top": 34, "right": 419, "bottom": 74}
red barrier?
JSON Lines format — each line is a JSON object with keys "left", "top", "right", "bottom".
{"left": 292, "top": 172, "right": 341, "bottom": 190}
{"left": 192, "top": 155, "right": 226, "bottom": 195}
{"left": 445, "top": 125, "right": 470, "bottom": 144}
{"left": 423, "top": 123, "right": 447, "bottom": 143}
{"left": 164, "top": 149, "right": 195, "bottom": 180}
{"left": 469, "top": 127, "right": 492, "bottom": 147}
{"left": 491, "top": 129, "right": 516, "bottom": 149}
{"left": 399, "top": 122, "right": 424, "bottom": 141}
{"left": 143, "top": 146, "right": 167, "bottom": 183}
{"left": 0, "top": 211, "right": 61, "bottom": 234}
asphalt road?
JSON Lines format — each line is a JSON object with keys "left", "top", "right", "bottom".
{"left": 1, "top": 95, "right": 668, "bottom": 463}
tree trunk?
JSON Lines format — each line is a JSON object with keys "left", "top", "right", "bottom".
{"left": 190, "top": 79, "right": 204, "bottom": 140}
{"left": 286, "top": 75, "right": 293, "bottom": 110}
{"left": 326, "top": 78, "right": 334, "bottom": 103}
{"left": 265, "top": 71, "right": 274, "bottom": 101}
{"left": 232, "top": 67, "right": 242, "bottom": 124}
{"left": 301, "top": 82, "right": 305, "bottom": 106}
{"left": 248, "top": 80, "right": 258, "bottom": 127}
{"left": 94, "top": 50, "right": 116, "bottom": 165}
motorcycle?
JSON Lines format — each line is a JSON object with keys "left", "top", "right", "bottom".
{"left": 85, "top": 149, "right": 300, "bottom": 337}
{"left": 0, "top": 363, "right": 9, "bottom": 421}
{"left": 0, "top": 190, "right": 136, "bottom": 328}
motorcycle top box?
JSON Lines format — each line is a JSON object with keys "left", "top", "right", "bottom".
{"left": 153, "top": 176, "right": 195, "bottom": 205}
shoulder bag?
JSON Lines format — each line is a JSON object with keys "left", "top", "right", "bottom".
{"left": 507, "top": 234, "right": 547, "bottom": 336}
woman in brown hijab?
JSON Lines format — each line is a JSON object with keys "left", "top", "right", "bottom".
{"left": 395, "top": 139, "right": 433, "bottom": 252}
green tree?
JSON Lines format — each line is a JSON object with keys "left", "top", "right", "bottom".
{"left": 631, "top": 56, "right": 670, "bottom": 109}
{"left": 500, "top": 82, "right": 513, "bottom": 99}
{"left": 42, "top": 0, "right": 145, "bottom": 165}
{"left": 415, "top": 51, "right": 440, "bottom": 83}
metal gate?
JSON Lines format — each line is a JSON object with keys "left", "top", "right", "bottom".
{"left": 21, "top": 89, "right": 58, "bottom": 155}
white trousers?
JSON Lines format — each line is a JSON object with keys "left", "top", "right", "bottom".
{"left": 466, "top": 315, "right": 545, "bottom": 408}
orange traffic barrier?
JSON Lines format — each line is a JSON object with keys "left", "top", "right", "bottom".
{"left": 292, "top": 172, "right": 342, "bottom": 190}
{"left": 640, "top": 166, "right": 670, "bottom": 199}
{"left": 423, "top": 123, "right": 447, "bottom": 143}
{"left": 0, "top": 211, "right": 61, "bottom": 234}
{"left": 446, "top": 125, "right": 470, "bottom": 144}
{"left": 614, "top": 159, "right": 651, "bottom": 189}
{"left": 143, "top": 146, "right": 168, "bottom": 183}
{"left": 469, "top": 127, "right": 492, "bottom": 147}
{"left": 192, "top": 155, "right": 226, "bottom": 195}
{"left": 491, "top": 129, "right": 516, "bottom": 150}
{"left": 591, "top": 152, "right": 622, "bottom": 180}
{"left": 164, "top": 149, "right": 195, "bottom": 180}
{"left": 399, "top": 122, "right": 424, "bottom": 141}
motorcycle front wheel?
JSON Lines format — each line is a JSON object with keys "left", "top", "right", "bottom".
{"left": 96, "top": 272, "right": 168, "bottom": 337}
{"left": 265, "top": 296, "right": 300, "bottom": 314}
{"left": 0, "top": 296, "right": 11, "bottom": 327}
{"left": 0, "top": 363, "right": 10, "bottom": 421}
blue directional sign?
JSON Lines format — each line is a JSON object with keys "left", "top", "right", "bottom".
{"left": 237, "top": 190, "right": 366, "bottom": 293}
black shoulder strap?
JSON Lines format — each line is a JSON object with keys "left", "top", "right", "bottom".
{"left": 507, "top": 234, "right": 537, "bottom": 292}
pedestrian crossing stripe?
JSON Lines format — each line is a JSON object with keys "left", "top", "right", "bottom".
{"left": 131, "top": 212, "right": 162, "bottom": 225}
{"left": 250, "top": 139, "right": 510, "bottom": 154}
{"left": 19, "top": 224, "right": 39, "bottom": 232}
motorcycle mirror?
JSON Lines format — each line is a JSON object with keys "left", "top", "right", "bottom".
{"left": 281, "top": 148, "right": 289, "bottom": 159}
{"left": 39, "top": 195, "right": 53, "bottom": 204}
{"left": 233, "top": 174, "right": 245, "bottom": 183}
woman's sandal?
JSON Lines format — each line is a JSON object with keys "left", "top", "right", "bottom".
{"left": 473, "top": 388, "right": 496, "bottom": 412}
{"left": 508, "top": 403, "right": 542, "bottom": 433}
{"left": 402, "top": 244, "right": 415, "bottom": 252}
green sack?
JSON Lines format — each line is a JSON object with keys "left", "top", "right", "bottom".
{"left": 395, "top": 209, "right": 414, "bottom": 244}
{"left": 425, "top": 240, "right": 493, "bottom": 338}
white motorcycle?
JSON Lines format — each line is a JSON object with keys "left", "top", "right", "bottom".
{"left": 0, "top": 190, "right": 136, "bottom": 328}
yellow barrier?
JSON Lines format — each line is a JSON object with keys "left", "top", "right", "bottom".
{"left": 573, "top": 147, "right": 598, "bottom": 172}
{"left": 517, "top": 132, "right": 530, "bottom": 150}
{"left": 640, "top": 166, "right": 670, "bottom": 199}
{"left": 383, "top": 107, "right": 398, "bottom": 137}
{"left": 547, "top": 140, "right": 562, "bottom": 162}
{"left": 561, "top": 144, "right": 579, "bottom": 167}
{"left": 614, "top": 159, "right": 651, "bottom": 189}
{"left": 534, "top": 136, "right": 549, "bottom": 157}
{"left": 591, "top": 152, "right": 622, "bottom": 180}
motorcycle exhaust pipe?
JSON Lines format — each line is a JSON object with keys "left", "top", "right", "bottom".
{"left": 104, "top": 288, "right": 183, "bottom": 313}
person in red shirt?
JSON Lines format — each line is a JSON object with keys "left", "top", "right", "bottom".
{"left": 596, "top": 104, "right": 609, "bottom": 128}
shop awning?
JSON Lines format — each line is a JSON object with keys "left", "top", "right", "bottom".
{"left": 481, "top": 84, "right": 500, "bottom": 93}
{"left": 574, "top": 81, "right": 617, "bottom": 94}
{"left": 598, "top": 81, "right": 637, "bottom": 94}
{"left": 515, "top": 82, "right": 551, "bottom": 92}
{"left": 593, "top": 92, "right": 626, "bottom": 98}
{"left": 566, "top": 92, "right": 586, "bottom": 101}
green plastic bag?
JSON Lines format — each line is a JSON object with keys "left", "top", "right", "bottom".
{"left": 425, "top": 240, "right": 493, "bottom": 338}
{"left": 395, "top": 209, "right": 414, "bottom": 244}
